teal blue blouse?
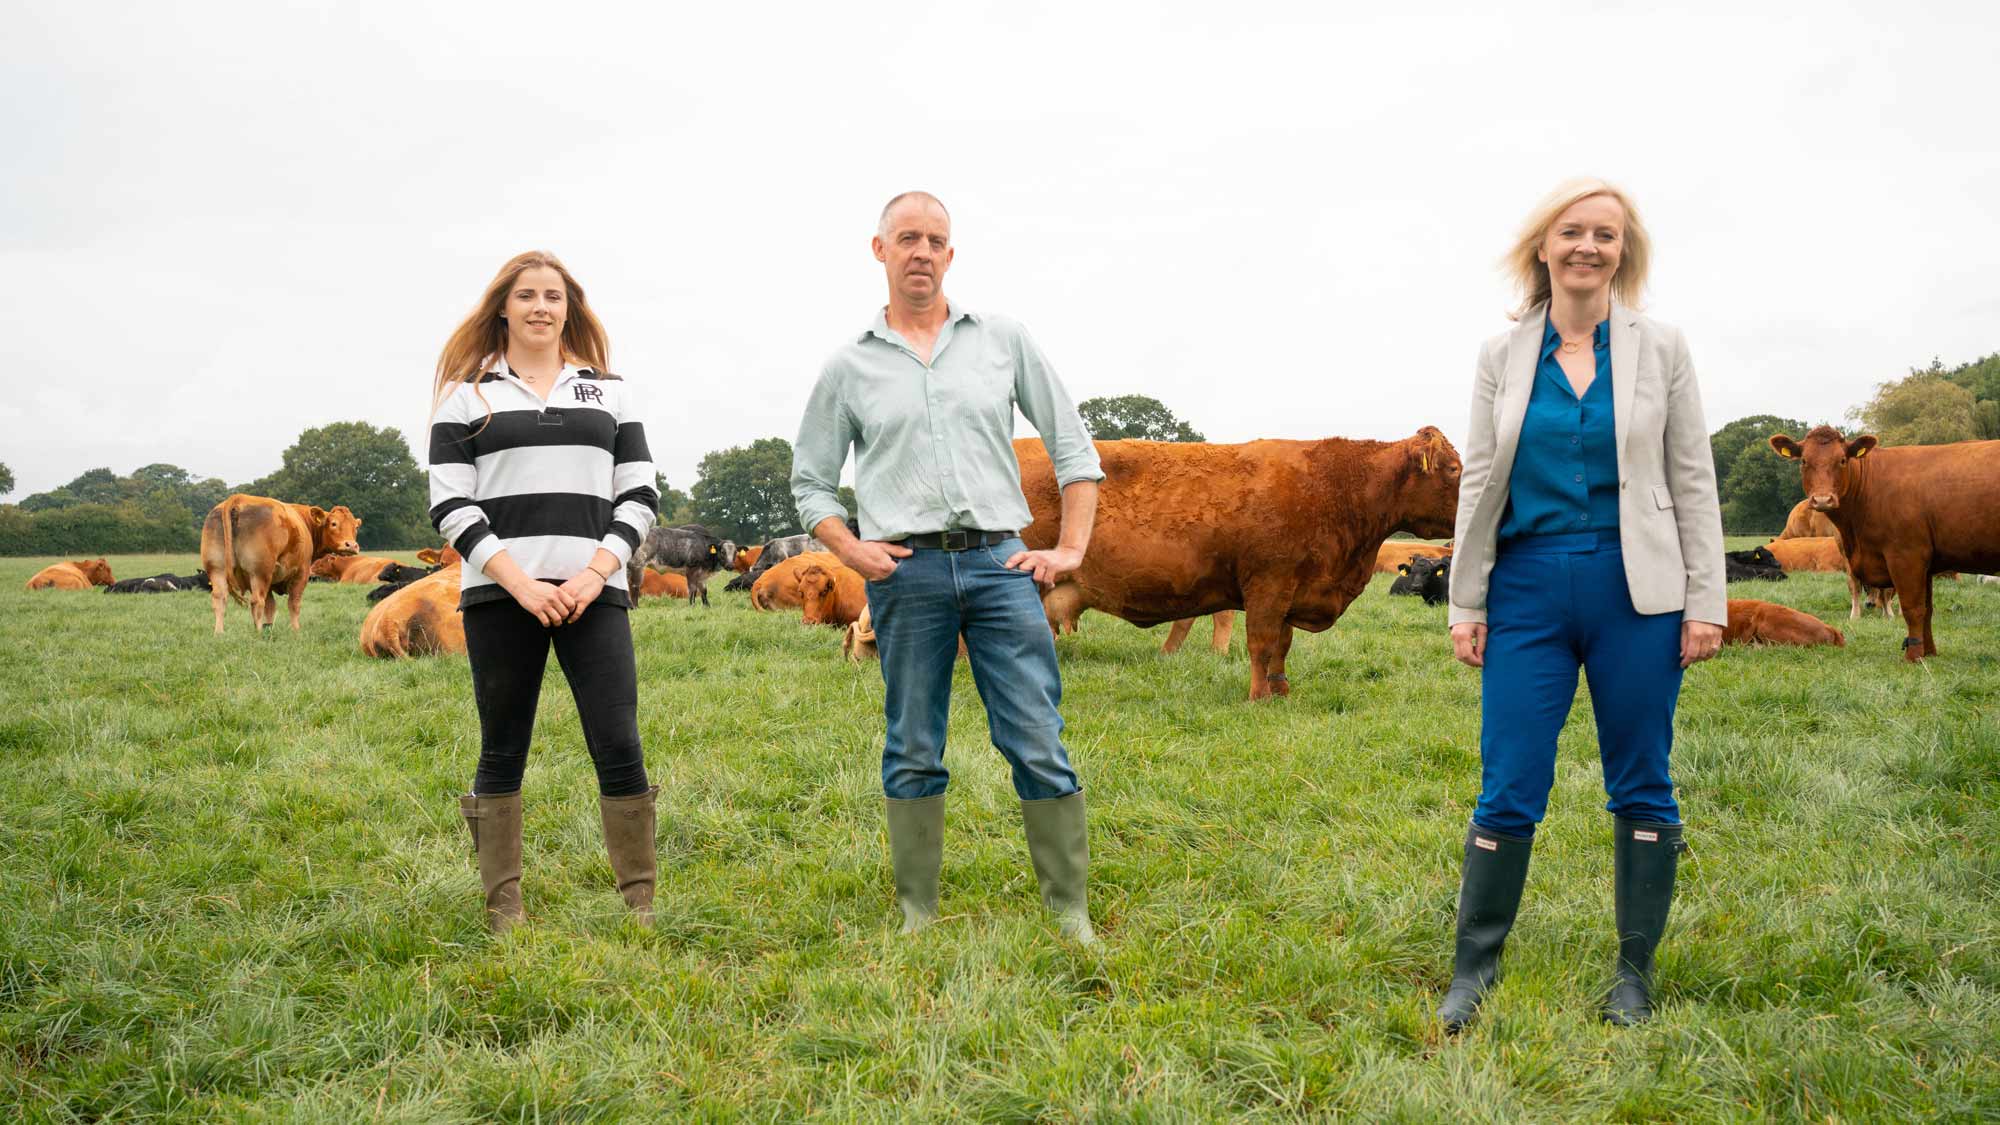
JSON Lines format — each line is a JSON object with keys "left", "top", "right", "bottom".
{"left": 1498, "top": 315, "right": 1620, "bottom": 541}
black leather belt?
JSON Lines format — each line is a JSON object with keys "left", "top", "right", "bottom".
{"left": 892, "top": 529, "right": 1016, "bottom": 551}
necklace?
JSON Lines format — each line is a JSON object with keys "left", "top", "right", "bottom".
{"left": 1560, "top": 337, "right": 1588, "bottom": 355}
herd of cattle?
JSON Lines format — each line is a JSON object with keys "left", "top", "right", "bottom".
{"left": 24, "top": 425, "right": 2000, "bottom": 692}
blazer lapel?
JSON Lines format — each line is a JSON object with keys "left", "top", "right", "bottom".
{"left": 1611, "top": 301, "right": 1640, "bottom": 461}
{"left": 1492, "top": 304, "right": 1545, "bottom": 467}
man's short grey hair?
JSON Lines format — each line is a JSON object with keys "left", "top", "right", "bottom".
{"left": 877, "top": 191, "right": 950, "bottom": 238}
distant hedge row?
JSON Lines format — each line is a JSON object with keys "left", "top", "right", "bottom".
{"left": 0, "top": 501, "right": 197, "bottom": 556}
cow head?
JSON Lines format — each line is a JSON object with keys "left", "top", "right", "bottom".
{"left": 1770, "top": 426, "right": 1876, "bottom": 512}
{"left": 310, "top": 555, "right": 344, "bottom": 579}
{"left": 797, "top": 563, "right": 839, "bottom": 625}
{"left": 306, "top": 505, "right": 363, "bottom": 557}
{"left": 1395, "top": 555, "right": 1451, "bottom": 605}
{"left": 1398, "top": 426, "right": 1462, "bottom": 538}
{"left": 78, "top": 558, "right": 114, "bottom": 586}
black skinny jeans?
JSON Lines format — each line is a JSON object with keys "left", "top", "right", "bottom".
{"left": 463, "top": 597, "right": 650, "bottom": 798}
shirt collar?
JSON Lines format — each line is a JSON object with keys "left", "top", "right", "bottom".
{"left": 1540, "top": 313, "right": 1610, "bottom": 359}
{"left": 492, "top": 355, "right": 582, "bottom": 384}
{"left": 858, "top": 303, "right": 977, "bottom": 345}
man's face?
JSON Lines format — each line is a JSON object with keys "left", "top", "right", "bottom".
{"left": 872, "top": 200, "right": 953, "bottom": 303}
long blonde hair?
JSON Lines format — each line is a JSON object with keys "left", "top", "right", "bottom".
{"left": 431, "top": 251, "right": 613, "bottom": 418}
{"left": 1503, "top": 177, "right": 1651, "bottom": 319}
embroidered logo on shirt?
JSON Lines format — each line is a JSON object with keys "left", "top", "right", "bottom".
{"left": 573, "top": 384, "right": 605, "bottom": 405}
{"left": 1473, "top": 836, "right": 1498, "bottom": 852}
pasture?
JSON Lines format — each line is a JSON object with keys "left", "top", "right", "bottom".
{"left": 3, "top": 549, "right": 1996, "bottom": 1121}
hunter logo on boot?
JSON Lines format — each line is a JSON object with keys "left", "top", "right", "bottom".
{"left": 1632, "top": 828, "right": 1659, "bottom": 842}
{"left": 1474, "top": 836, "right": 1498, "bottom": 851}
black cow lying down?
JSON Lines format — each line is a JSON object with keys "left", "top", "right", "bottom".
{"left": 105, "top": 572, "right": 211, "bottom": 594}
{"left": 1388, "top": 555, "right": 1451, "bottom": 605}
{"left": 1724, "top": 546, "right": 1786, "bottom": 583}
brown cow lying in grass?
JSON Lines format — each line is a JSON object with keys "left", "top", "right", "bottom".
{"left": 359, "top": 564, "right": 465, "bottom": 658}
{"left": 1764, "top": 535, "right": 1893, "bottom": 620}
{"left": 750, "top": 552, "right": 840, "bottom": 611}
{"left": 310, "top": 555, "right": 402, "bottom": 584}
{"left": 797, "top": 560, "right": 867, "bottom": 626}
{"left": 202, "top": 494, "right": 361, "bottom": 633}
{"left": 1373, "top": 541, "right": 1452, "bottom": 574}
{"left": 25, "top": 559, "right": 114, "bottom": 590}
{"left": 1777, "top": 498, "right": 1837, "bottom": 540}
{"left": 637, "top": 569, "right": 690, "bottom": 601}
{"left": 1723, "top": 599, "right": 1844, "bottom": 648}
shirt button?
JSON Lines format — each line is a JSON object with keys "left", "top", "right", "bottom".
{"left": 1581, "top": 514, "right": 1590, "bottom": 521}
{"left": 1571, "top": 436, "right": 1579, "bottom": 445}
{"left": 1574, "top": 474, "right": 1583, "bottom": 483}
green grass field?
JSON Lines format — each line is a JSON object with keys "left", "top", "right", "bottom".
{"left": 3, "top": 549, "right": 1996, "bottom": 1121}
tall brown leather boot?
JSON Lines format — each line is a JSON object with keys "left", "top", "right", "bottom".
{"left": 459, "top": 791, "right": 525, "bottom": 934}
{"left": 600, "top": 785, "right": 660, "bottom": 925}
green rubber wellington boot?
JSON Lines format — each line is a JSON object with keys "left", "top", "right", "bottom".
{"left": 1437, "top": 823, "right": 1533, "bottom": 1032}
{"left": 885, "top": 795, "right": 944, "bottom": 933}
{"left": 1604, "top": 817, "right": 1684, "bottom": 1026}
{"left": 1021, "top": 791, "right": 1095, "bottom": 944}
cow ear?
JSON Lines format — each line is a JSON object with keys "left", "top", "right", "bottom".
{"left": 309, "top": 506, "right": 326, "bottom": 521}
{"left": 1847, "top": 435, "right": 1878, "bottom": 459}
{"left": 1769, "top": 435, "right": 1801, "bottom": 460}
{"left": 1397, "top": 564, "right": 1410, "bottom": 575}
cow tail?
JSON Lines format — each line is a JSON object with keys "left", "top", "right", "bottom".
{"left": 219, "top": 499, "right": 247, "bottom": 607}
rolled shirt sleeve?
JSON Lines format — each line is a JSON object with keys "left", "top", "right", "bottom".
{"left": 428, "top": 389, "right": 505, "bottom": 574}
{"left": 1007, "top": 321, "right": 1104, "bottom": 487}
{"left": 601, "top": 381, "right": 659, "bottom": 566}
{"left": 791, "top": 360, "right": 857, "bottom": 534}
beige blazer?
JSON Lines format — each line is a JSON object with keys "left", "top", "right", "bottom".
{"left": 1447, "top": 301, "right": 1726, "bottom": 628}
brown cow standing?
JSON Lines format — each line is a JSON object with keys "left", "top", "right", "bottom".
{"left": 25, "top": 559, "right": 114, "bottom": 590}
{"left": 1723, "top": 599, "right": 1845, "bottom": 648}
{"left": 1776, "top": 498, "right": 1837, "bottom": 540}
{"left": 1771, "top": 426, "right": 2000, "bottom": 660}
{"left": 1041, "top": 583, "right": 1236, "bottom": 655}
{"left": 797, "top": 560, "right": 869, "bottom": 626}
{"left": 1018, "top": 428, "right": 1461, "bottom": 700}
{"left": 359, "top": 564, "right": 465, "bottom": 658}
{"left": 201, "top": 494, "right": 361, "bottom": 633}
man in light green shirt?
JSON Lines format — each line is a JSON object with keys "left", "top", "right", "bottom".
{"left": 791, "top": 191, "right": 1104, "bottom": 943}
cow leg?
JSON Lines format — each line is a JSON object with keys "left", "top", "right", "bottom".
{"left": 1243, "top": 602, "right": 1293, "bottom": 701}
{"left": 209, "top": 572, "right": 228, "bottom": 635}
{"left": 247, "top": 577, "right": 272, "bottom": 631}
{"left": 1845, "top": 570, "right": 1864, "bottom": 620}
{"left": 1160, "top": 618, "right": 1195, "bottom": 654}
{"left": 1885, "top": 554, "right": 1933, "bottom": 661}
{"left": 1210, "top": 611, "right": 1235, "bottom": 654}
{"left": 286, "top": 574, "right": 308, "bottom": 630}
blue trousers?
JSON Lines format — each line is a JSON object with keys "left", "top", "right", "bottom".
{"left": 865, "top": 536, "right": 1082, "bottom": 801}
{"left": 1475, "top": 529, "right": 1684, "bottom": 838}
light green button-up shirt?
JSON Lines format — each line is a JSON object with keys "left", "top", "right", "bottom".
{"left": 791, "top": 305, "right": 1104, "bottom": 542}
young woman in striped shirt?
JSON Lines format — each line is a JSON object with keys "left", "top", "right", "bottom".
{"left": 429, "top": 251, "right": 660, "bottom": 933}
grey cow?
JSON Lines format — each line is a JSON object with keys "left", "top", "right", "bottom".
{"left": 629, "top": 523, "right": 729, "bottom": 606}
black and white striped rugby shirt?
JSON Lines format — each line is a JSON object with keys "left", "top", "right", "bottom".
{"left": 427, "top": 358, "right": 658, "bottom": 609}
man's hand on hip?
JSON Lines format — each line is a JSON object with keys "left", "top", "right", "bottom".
{"left": 1004, "top": 545, "right": 1083, "bottom": 588}
{"left": 840, "top": 539, "right": 913, "bottom": 582}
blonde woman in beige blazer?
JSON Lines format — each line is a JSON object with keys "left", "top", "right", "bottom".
{"left": 1436, "top": 179, "right": 1726, "bottom": 1032}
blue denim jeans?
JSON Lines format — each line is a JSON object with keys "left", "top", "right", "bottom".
{"left": 865, "top": 536, "right": 1082, "bottom": 801}
{"left": 1474, "top": 529, "right": 1684, "bottom": 838}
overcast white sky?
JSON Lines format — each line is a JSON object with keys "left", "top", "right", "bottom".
{"left": 4, "top": 1, "right": 1996, "bottom": 502}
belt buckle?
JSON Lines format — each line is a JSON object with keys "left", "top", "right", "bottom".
{"left": 942, "top": 529, "right": 973, "bottom": 551}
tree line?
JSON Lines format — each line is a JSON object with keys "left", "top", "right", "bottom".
{"left": 1709, "top": 351, "right": 1999, "bottom": 533}
{"left": 6, "top": 363, "right": 1990, "bottom": 554}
